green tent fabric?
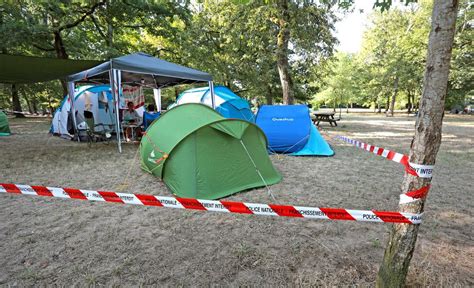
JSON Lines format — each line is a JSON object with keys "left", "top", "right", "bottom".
{"left": 0, "top": 54, "right": 102, "bottom": 84}
{"left": 0, "top": 111, "right": 11, "bottom": 136}
{"left": 140, "top": 103, "right": 281, "bottom": 200}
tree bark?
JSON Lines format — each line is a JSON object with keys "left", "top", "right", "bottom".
{"left": 48, "top": 95, "right": 54, "bottom": 115}
{"left": 265, "top": 85, "right": 273, "bottom": 105}
{"left": 407, "top": 90, "right": 412, "bottom": 114}
{"left": 376, "top": 1, "right": 459, "bottom": 287}
{"left": 11, "top": 84, "right": 25, "bottom": 118}
{"left": 276, "top": 0, "right": 294, "bottom": 105}
{"left": 174, "top": 87, "right": 180, "bottom": 100}
{"left": 24, "top": 92, "right": 33, "bottom": 114}
{"left": 388, "top": 76, "right": 399, "bottom": 117}
{"left": 53, "top": 31, "right": 69, "bottom": 95}
{"left": 51, "top": 1, "right": 105, "bottom": 94}
{"left": 32, "top": 96, "right": 38, "bottom": 115}
{"left": 106, "top": 0, "right": 114, "bottom": 54}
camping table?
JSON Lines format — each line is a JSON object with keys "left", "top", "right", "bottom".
{"left": 122, "top": 122, "right": 140, "bottom": 141}
{"left": 313, "top": 111, "right": 339, "bottom": 127}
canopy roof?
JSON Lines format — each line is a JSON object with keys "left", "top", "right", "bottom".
{"left": 67, "top": 52, "right": 212, "bottom": 88}
{"left": 0, "top": 54, "right": 102, "bottom": 84}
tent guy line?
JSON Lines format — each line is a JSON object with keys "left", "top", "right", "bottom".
{"left": 0, "top": 183, "right": 423, "bottom": 224}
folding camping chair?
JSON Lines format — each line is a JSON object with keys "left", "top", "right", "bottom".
{"left": 143, "top": 111, "right": 161, "bottom": 131}
{"left": 79, "top": 111, "right": 113, "bottom": 146}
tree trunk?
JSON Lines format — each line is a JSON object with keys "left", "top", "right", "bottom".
{"left": 54, "top": 31, "right": 69, "bottom": 95}
{"left": 24, "top": 92, "right": 33, "bottom": 114}
{"left": 11, "top": 84, "right": 25, "bottom": 118}
{"left": 174, "top": 87, "right": 180, "bottom": 100}
{"left": 276, "top": 0, "right": 294, "bottom": 105}
{"left": 32, "top": 97, "right": 38, "bottom": 115}
{"left": 376, "top": 1, "right": 458, "bottom": 287}
{"left": 407, "top": 90, "right": 412, "bottom": 114}
{"left": 265, "top": 85, "right": 273, "bottom": 105}
{"left": 388, "top": 76, "right": 399, "bottom": 117}
{"left": 385, "top": 94, "right": 390, "bottom": 112}
{"left": 48, "top": 95, "right": 54, "bottom": 115}
{"left": 375, "top": 93, "right": 382, "bottom": 113}
{"left": 107, "top": 22, "right": 114, "bottom": 47}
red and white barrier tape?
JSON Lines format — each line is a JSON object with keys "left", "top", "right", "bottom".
{"left": 0, "top": 183, "right": 422, "bottom": 224}
{"left": 335, "top": 135, "right": 409, "bottom": 166}
{"left": 334, "top": 135, "right": 433, "bottom": 204}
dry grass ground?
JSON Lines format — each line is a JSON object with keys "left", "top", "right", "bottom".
{"left": 0, "top": 114, "right": 472, "bottom": 287}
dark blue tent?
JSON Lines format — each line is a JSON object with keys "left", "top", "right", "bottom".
{"left": 256, "top": 105, "right": 334, "bottom": 156}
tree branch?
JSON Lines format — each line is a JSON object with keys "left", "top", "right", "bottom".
{"left": 122, "top": 25, "right": 146, "bottom": 29}
{"left": 32, "top": 43, "right": 55, "bottom": 52}
{"left": 58, "top": 1, "right": 106, "bottom": 32}
{"left": 89, "top": 15, "right": 107, "bottom": 40}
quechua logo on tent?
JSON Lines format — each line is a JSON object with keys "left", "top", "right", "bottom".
{"left": 271, "top": 117, "right": 294, "bottom": 122}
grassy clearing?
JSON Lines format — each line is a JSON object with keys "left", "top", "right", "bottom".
{"left": 0, "top": 114, "right": 472, "bottom": 286}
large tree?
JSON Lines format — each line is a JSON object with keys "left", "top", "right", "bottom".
{"left": 359, "top": 5, "right": 431, "bottom": 115}
{"left": 274, "top": 1, "right": 337, "bottom": 104}
{"left": 376, "top": 0, "right": 459, "bottom": 286}
{"left": 176, "top": 1, "right": 337, "bottom": 105}
{"left": 0, "top": 0, "right": 189, "bottom": 113}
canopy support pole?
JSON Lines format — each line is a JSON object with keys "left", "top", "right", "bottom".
{"left": 209, "top": 81, "right": 216, "bottom": 109}
{"left": 67, "top": 81, "right": 79, "bottom": 142}
{"left": 109, "top": 67, "right": 122, "bottom": 153}
{"left": 153, "top": 88, "right": 161, "bottom": 112}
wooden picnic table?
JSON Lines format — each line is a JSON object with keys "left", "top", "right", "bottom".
{"left": 313, "top": 111, "right": 340, "bottom": 127}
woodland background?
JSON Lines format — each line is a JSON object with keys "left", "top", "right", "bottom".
{"left": 0, "top": 0, "right": 472, "bottom": 115}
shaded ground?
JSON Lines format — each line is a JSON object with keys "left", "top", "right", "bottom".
{"left": 0, "top": 114, "right": 472, "bottom": 286}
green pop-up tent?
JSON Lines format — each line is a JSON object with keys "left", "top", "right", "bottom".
{"left": 140, "top": 103, "right": 281, "bottom": 200}
{"left": 0, "top": 111, "right": 11, "bottom": 136}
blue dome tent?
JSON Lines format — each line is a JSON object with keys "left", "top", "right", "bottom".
{"left": 255, "top": 105, "right": 334, "bottom": 156}
{"left": 172, "top": 86, "right": 255, "bottom": 122}
{"left": 50, "top": 85, "right": 118, "bottom": 136}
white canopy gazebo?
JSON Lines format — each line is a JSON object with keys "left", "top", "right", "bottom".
{"left": 66, "top": 52, "right": 215, "bottom": 152}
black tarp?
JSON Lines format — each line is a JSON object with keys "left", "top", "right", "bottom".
{"left": 0, "top": 54, "right": 102, "bottom": 84}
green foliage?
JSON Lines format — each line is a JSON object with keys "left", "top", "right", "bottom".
{"left": 0, "top": 0, "right": 470, "bottom": 114}
{"left": 313, "top": 52, "right": 362, "bottom": 108}
{"left": 1, "top": 0, "right": 337, "bottom": 111}
{"left": 373, "top": 0, "right": 418, "bottom": 12}
{"left": 315, "top": 0, "right": 472, "bottom": 111}
{"left": 0, "top": 0, "right": 189, "bottom": 112}
{"left": 168, "top": 1, "right": 337, "bottom": 104}
{"left": 447, "top": 0, "right": 474, "bottom": 109}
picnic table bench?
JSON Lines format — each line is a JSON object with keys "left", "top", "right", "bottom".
{"left": 313, "top": 111, "right": 340, "bottom": 127}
